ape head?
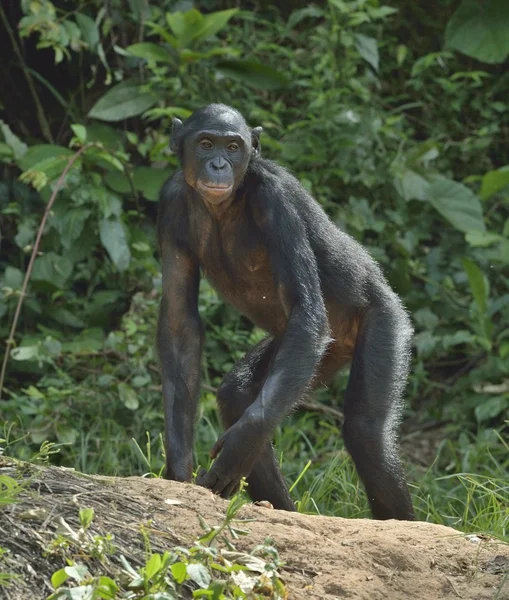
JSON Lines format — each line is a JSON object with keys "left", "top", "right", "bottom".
{"left": 170, "top": 104, "right": 263, "bottom": 204}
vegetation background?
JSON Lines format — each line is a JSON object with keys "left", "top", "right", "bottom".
{"left": 1, "top": 0, "right": 508, "bottom": 540}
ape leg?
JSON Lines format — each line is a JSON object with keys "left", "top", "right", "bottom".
{"left": 342, "top": 297, "right": 415, "bottom": 520}
{"left": 216, "top": 337, "right": 296, "bottom": 511}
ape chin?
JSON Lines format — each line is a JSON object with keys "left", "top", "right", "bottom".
{"left": 157, "top": 103, "right": 414, "bottom": 521}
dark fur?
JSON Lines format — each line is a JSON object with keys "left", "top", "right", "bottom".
{"left": 157, "top": 104, "right": 414, "bottom": 520}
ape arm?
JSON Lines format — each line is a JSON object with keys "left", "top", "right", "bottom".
{"left": 247, "top": 194, "right": 331, "bottom": 427}
{"left": 157, "top": 235, "right": 203, "bottom": 481}
{"left": 198, "top": 185, "right": 330, "bottom": 495}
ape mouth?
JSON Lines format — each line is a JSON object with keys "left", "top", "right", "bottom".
{"left": 197, "top": 181, "right": 233, "bottom": 197}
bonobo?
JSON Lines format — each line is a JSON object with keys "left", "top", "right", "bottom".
{"left": 157, "top": 103, "right": 414, "bottom": 520}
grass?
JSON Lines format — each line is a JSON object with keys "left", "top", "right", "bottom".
{"left": 1, "top": 291, "right": 508, "bottom": 542}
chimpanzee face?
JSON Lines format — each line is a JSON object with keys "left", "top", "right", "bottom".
{"left": 171, "top": 105, "right": 262, "bottom": 204}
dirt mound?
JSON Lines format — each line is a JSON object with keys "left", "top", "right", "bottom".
{"left": 1, "top": 458, "right": 508, "bottom": 599}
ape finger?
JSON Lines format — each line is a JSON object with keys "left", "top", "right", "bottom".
{"left": 210, "top": 433, "right": 227, "bottom": 459}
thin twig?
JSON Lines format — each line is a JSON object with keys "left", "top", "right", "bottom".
{"left": 0, "top": 3, "right": 53, "bottom": 143}
{"left": 0, "top": 144, "right": 92, "bottom": 400}
{"left": 298, "top": 401, "right": 344, "bottom": 423}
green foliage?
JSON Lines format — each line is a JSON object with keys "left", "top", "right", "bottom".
{"left": 445, "top": 0, "right": 509, "bottom": 64}
{"left": 44, "top": 494, "right": 286, "bottom": 599}
{"left": 1, "top": 0, "right": 509, "bottom": 539}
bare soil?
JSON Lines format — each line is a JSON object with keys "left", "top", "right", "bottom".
{"left": 1, "top": 458, "right": 508, "bottom": 599}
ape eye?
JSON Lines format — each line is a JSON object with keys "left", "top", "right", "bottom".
{"left": 227, "top": 142, "right": 240, "bottom": 152}
{"left": 200, "top": 140, "right": 213, "bottom": 150}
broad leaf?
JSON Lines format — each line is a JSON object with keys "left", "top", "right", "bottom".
{"left": 18, "top": 144, "right": 73, "bottom": 179}
{"left": 132, "top": 166, "right": 172, "bottom": 201}
{"left": 88, "top": 81, "right": 159, "bottom": 122}
{"left": 53, "top": 208, "right": 91, "bottom": 249}
{"left": 186, "top": 563, "right": 211, "bottom": 588}
{"left": 216, "top": 60, "right": 289, "bottom": 90}
{"left": 76, "top": 13, "right": 99, "bottom": 50}
{"left": 475, "top": 396, "right": 509, "bottom": 423}
{"left": 445, "top": 0, "right": 509, "bottom": 64}
{"left": 117, "top": 382, "right": 139, "bottom": 410}
{"left": 166, "top": 9, "right": 204, "bottom": 47}
{"left": 31, "top": 252, "right": 73, "bottom": 288}
{"left": 51, "top": 308, "right": 88, "bottom": 329}
{"left": 354, "top": 34, "right": 379, "bottom": 71}
{"left": 127, "top": 42, "right": 172, "bottom": 63}
{"left": 397, "top": 169, "right": 430, "bottom": 202}
{"left": 426, "top": 176, "right": 485, "bottom": 234}
{"left": 191, "top": 8, "right": 238, "bottom": 42}
{"left": 145, "top": 554, "right": 162, "bottom": 580}
{"left": 0, "top": 120, "right": 28, "bottom": 160}
{"left": 99, "top": 218, "right": 131, "bottom": 271}
{"left": 480, "top": 166, "right": 509, "bottom": 200}
{"left": 287, "top": 6, "right": 324, "bottom": 29}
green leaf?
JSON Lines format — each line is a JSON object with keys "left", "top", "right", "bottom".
{"left": 53, "top": 208, "right": 91, "bottom": 249}
{"left": 426, "top": 176, "right": 485, "bottom": 234}
{"left": 76, "top": 13, "right": 100, "bottom": 50}
{"left": 51, "top": 568, "right": 69, "bottom": 589}
{"left": 99, "top": 218, "right": 131, "bottom": 271}
{"left": 79, "top": 507, "right": 95, "bottom": 529}
{"left": 104, "top": 171, "right": 132, "bottom": 195}
{"left": 88, "top": 81, "right": 159, "bottom": 122}
{"left": 166, "top": 9, "right": 204, "bottom": 46}
{"left": 480, "top": 166, "right": 509, "bottom": 200}
{"left": 50, "top": 308, "right": 88, "bottom": 329}
{"left": 397, "top": 169, "right": 430, "bottom": 202}
{"left": 445, "top": 0, "right": 509, "bottom": 64}
{"left": 171, "top": 562, "right": 187, "bottom": 584}
{"left": 64, "top": 565, "right": 90, "bottom": 582}
{"left": 132, "top": 166, "right": 172, "bottom": 201}
{"left": 4, "top": 266, "right": 23, "bottom": 289}
{"left": 354, "top": 34, "right": 379, "bottom": 71}
{"left": 31, "top": 252, "right": 73, "bottom": 288}
{"left": 216, "top": 60, "right": 289, "bottom": 90}
{"left": 11, "top": 346, "right": 40, "bottom": 362}
{"left": 117, "top": 382, "right": 139, "bottom": 410}
{"left": 145, "top": 553, "right": 162, "bottom": 580}
{"left": 465, "top": 231, "right": 501, "bottom": 247}
{"left": 287, "top": 6, "right": 324, "bottom": 29}
{"left": 462, "top": 258, "right": 488, "bottom": 315}
{"left": 186, "top": 563, "right": 211, "bottom": 588}
{"left": 191, "top": 8, "right": 238, "bottom": 42}
{"left": 127, "top": 42, "right": 173, "bottom": 63}
{"left": 18, "top": 144, "right": 73, "bottom": 179}
{"left": 475, "top": 396, "right": 509, "bottom": 423}
{"left": 0, "top": 120, "right": 28, "bottom": 160}
{"left": 71, "top": 124, "right": 87, "bottom": 144}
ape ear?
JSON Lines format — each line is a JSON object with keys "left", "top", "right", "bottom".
{"left": 251, "top": 126, "right": 263, "bottom": 158}
{"left": 169, "top": 117, "right": 183, "bottom": 153}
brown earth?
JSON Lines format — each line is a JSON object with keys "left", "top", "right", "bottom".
{"left": 1, "top": 458, "right": 508, "bottom": 600}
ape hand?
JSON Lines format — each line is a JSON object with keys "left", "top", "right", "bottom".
{"left": 196, "top": 414, "right": 268, "bottom": 498}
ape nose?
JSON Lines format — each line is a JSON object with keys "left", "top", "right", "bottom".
{"left": 211, "top": 158, "right": 228, "bottom": 171}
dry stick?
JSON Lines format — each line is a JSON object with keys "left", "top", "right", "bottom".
{"left": 0, "top": 145, "right": 92, "bottom": 401}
